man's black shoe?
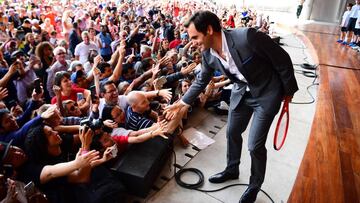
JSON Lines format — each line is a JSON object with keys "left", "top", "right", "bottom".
{"left": 239, "top": 187, "right": 260, "bottom": 203}
{"left": 208, "top": 171, "right": 239, "bottom": 183}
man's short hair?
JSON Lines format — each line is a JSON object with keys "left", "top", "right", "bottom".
{"left": 100, "top": 80, "right": 116, "bottom": 94}
{"left": 184, "top": 11, "right": 222, "bottom": 35}
{"left": 54, "top": 71, "right": 70, "bottom": 87}
{"left": 140, "top": 45, "right": 151, "bottom": 55}
{"left": 53, "top": 46, "right": 66, "bottom": 56}
{"left": 97, "top": 62, "right": 111, "bottom": 73}
{"left": 81, "top": 31, "right": 89, "bottom": 38}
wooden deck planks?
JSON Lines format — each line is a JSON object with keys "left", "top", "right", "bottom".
{"left": 288, "top": 23, "right": 360, "bottom": 203}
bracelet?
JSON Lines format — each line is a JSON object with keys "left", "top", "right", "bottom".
{"left": 81, "top": 149, "right": 89, "bottom": 155}
{"left": 156, "top": 90, "right": 160, "bottom": 97}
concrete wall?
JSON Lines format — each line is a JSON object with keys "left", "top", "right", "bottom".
{"left": 305, "top": 0, "right": 348, "bottom": 23}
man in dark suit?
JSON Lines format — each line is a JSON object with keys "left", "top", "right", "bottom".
{"left": 164, "top": 11, "right": 298, "bottom": 203}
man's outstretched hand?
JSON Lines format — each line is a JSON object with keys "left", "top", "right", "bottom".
{"left": 163, "top": 102, "right": 185, "bottom": 120}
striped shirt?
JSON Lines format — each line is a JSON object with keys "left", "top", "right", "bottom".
{"left": 62, "top": 116, "right": 83, "bottom": 125}
{"left": 125, "top": 106, "right": 154, "bottom": 131}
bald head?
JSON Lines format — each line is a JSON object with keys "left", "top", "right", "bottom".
{"left": 127, "top": 91, "right": 146, "bottom": 106}
{"left": 127, "top": 91, "right": 150, "bottom": 114}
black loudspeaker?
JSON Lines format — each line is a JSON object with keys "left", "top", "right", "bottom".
{"left": 111, "top": 136, "right": 172, "bottom": 198}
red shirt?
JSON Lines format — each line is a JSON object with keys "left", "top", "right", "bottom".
{"left": 169, "top": 39, "right": 182, "bottom": 49}
{"left": 227, "top": 16, "right": 235, "bottom": 28}
{"left": 51, "top": 87, "right": 85, "bottom": 104}
{"left": 112, "top": 135, "right": 129, "bottom": 154}
{"left": 45, "top": 12, "right": 56, "bottom": 27}
{"left": 174, "top": 7, "right": 180, "bottom": 17}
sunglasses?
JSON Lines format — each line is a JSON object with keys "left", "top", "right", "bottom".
{"left": 67, "top": 102, "right": 78, "bottom": 111}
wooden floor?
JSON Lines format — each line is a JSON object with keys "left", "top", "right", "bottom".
{"left": 288, "top": 24, "right": 360, "bottom": 202}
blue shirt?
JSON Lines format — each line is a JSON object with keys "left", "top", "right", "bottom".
{"left": 0, "top": 116, "right": 43, "bottom": 148}
{"left": 98, "top": 32, "right": 112, "bottom": 56}
{"left": 125, "top": 106, "right": 153, "bottom": 131}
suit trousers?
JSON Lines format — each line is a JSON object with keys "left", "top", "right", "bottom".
{"left": 225, "top": 91, "right": 276, "bottom": 188}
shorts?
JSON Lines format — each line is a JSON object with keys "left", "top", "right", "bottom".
{"left": 347, "top": 18, "right": 357, "bottom": 31}
{"left": 341, "top": 27, "right": 347, "bottom": 32}
{"left": 354, "top": 28, "right": 360, "bottom": 36}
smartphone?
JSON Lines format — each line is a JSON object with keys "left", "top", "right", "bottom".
{"left": 77, "top": 92, "right": 84, "bottom": 101}
{"left": 110, "top": 144, "right": 118, "bottom": 158}
{"left": 91, "top": 93, "right": 99, "bottom": 103}
{"left": 179, "top": 48, "right": 184, "bottom": 55}
{"left": 34, "top": 78, "right": 42, "bottom": 94}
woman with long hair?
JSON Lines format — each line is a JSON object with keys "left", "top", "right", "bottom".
{"left": 21, "top": 124, "right": 101, "bottom": 203}
{"left": 35, "top": 41, "right": 54, "bottom": 102}
{"left": 21, "top": 33, "right": 37, "bottom": 56}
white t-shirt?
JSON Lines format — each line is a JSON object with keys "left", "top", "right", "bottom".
{"left": 111, "top": 127, "right": 132, "bottom": 136}
{"left": 341, "top": 11, "right": 351, "bottom": 27}
{"left": 98, "top": 95, "right": 128, "bottom": 118}
{"left": 355, "top": 16, "right": 360, "bottom": 29}
{"left": 349, "top": 5, "right": 360, "bottom": 18}
{"left": 74, "top": 42, "right": 99, "bottom": 64}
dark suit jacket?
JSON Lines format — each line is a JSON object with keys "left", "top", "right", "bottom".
{"left": 182, "top": 28, "right": 298, "bottom": 116}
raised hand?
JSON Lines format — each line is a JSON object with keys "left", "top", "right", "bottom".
{"left": 163, "top": 102, "right": 184, "bottom": 120}
{"left": 153, "top": 124, "right": 168, "bottom": 139}
{"left": 159, "top": 56, "right": 171, "bottom": 67}
{"left": 180, "top": 62, "right": 197, "bottom": 75}
{"left": 75, "top": 149, "right": 100, "bottom": 168}
{"left": 31, "top": 88, "right": 44, "bottom": 101}
{"left": 205, "top": 80, "right": 215, "bottom": 96}
{"left": 0, "top": 87, "right": 8, "bottom": 100}
{"left": 103, "top": 147, "right": 115, "bottom": 160}
{"left": 93, "top": 55, "right": 103, "bottom": 67}
{"left": 8, "top": 63, "right": 19, "bottom": 75}
{"left": 118, "top": 40, "right": 126, "bottom": 56}
{"left": 79, "top": 127, "right": 94, "bottom": 150}
{"left": 40, "top": 105, "right": 57, "bottom": 119}
{"left": 103, "top": 120, "right": 118, "bottom": 128}
{"left": 158, "top": 88, "right": 172, "bottom": 102}
{"left": 90, "top": 147, "right": 115, "bottom": 167}
{"left": 3, "top": 178, "right": 18, "bottom": 203}
{"left": 52, "top": 85, "right": 61, "bottom": 99}
{"left": 152, "top": 64, "right": 161, "bottom": 77}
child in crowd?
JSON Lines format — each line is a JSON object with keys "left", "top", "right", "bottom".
{"left": 338, "top": 3, "right": 353, "bottom": 43}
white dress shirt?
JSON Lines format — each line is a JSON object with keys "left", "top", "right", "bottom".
{"left": 181, "top": 31, "right": 249, "bottom": 106}
{"left": 210, "top": 31, "right": 248, "bottom": 84}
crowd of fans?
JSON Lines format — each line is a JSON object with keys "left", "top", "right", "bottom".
{"left": 0, "top": 0, "right": 274, "bottom": 202}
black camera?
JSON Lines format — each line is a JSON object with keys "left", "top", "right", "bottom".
{"left": 34, "top": 78, "right": 42, "bottom": 94}
{"left": 80, "top": 118, "right": 103, "bottom": 131}
{"left": 8, "top": 100, "right": 17, "bottom": 110}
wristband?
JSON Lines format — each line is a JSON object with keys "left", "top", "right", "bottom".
{"left": 81, "top": 149, "right": 89, "bottom": 155}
